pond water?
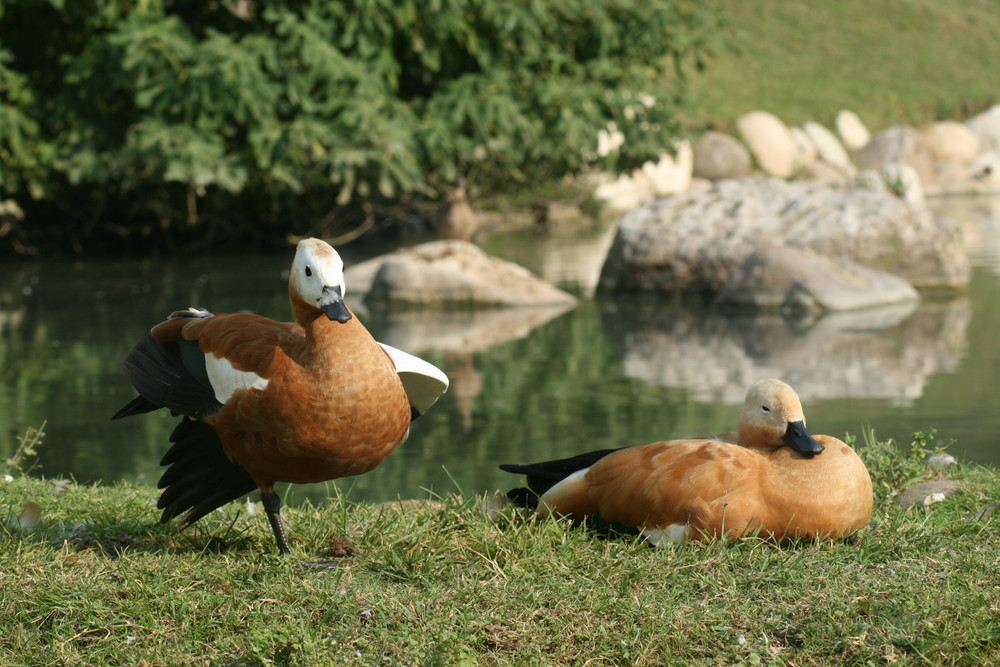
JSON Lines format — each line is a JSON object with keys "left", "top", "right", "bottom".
{"left": 1, "top": 195, "right": 998, "bottom": 506}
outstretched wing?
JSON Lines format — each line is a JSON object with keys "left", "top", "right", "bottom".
{"left": 113, "top": 309, "right": 305, "bottom": 420}
{"left": 377, "top": 342, "right": 450, "bottom": 418}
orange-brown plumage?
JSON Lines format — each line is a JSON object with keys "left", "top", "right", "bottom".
{"left": 502, "top": 379, "right": 873, "bottom": 544}
{"left": 114, "top": 238, "right": 448, "bottom": 554}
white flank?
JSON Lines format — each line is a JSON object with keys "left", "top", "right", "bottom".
{"left": 643, "top": 524, "right": 688, "bottom": 546}
{"left": 205, "top": 354, "right": 269, "bottom": 404}
{"left": 377, "top": 342, "right": 450, "bottom": 414}
{"left": 538, "top": 467, "right": 591, "bottom": 516}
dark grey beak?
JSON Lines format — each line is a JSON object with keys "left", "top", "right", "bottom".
{"left": 318, "top": 285, "right": 352, "bottom": 323}
{"left": 782, "top": 420, "right": 825, "bottom": 456}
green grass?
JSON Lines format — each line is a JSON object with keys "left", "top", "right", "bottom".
{"left": 3, "top": 432, "right": 1000, "bottom": 665}
{"left": 684, "top": 0, "right": 1000, "bottom": 133}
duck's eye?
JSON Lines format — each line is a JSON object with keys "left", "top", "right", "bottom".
{"left": 761, "top": 405, "right": 771, "bottom": 413}
{"left": 305, "top": 266, "right": 313, "bottom": 277}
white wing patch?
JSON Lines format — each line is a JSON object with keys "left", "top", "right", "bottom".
{"left": 377, "top": 342, "right": 450, "bottom": 415}
{"left": 205, "top": 353, "right": 269, "bottom": 404}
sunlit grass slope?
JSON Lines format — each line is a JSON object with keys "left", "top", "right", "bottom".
{"left": 684, "top": 0, "right": 1000, "bottom": 132}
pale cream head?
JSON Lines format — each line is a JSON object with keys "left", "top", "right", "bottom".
{"left": 738, "top": 379, "right": 810, "bottom": 449}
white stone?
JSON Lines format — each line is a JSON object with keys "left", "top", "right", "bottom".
{"left": 836, "top": 110, "right": 871, "bottom": 151}
{"left": 789, "top": 127, "right": 817, "bottom": 167}
{"left": 735, "top": 111, "right": 797, "bottom": 178}
{"left": 803, "top": 121, "right": 854, "bottom": 175}
{"left": 966, "top": 104, "right": 1000, "bottom": 152}
{"left": 593, "top": 144, "right": 692, "bottom": 210}
{"left": 924, "top": 121, "right": 981, "bottom": 164}
{"left": 641, "top": 142, "right": 693, "bottom": 197}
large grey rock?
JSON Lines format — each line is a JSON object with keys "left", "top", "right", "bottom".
{"left": 597, "top": 178, "right": 970, "bottom": 295}
{"left": 692, "top": 131, "right": 752, "bottom": 181}
{"left": 735, "top": 111, "right": 797, "bottom": 178}
{"left": 716, "top": 244, "right": 919, "bottom": 313}
{"left": 351, "top": 241, "right": 577, "bottom": 309}
{"left": 855, "top": 125, "right": 936, "bottom": 187}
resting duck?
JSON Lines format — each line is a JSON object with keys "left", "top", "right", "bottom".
{"left": 501, "top": 379, "right": 873, "bottom": 544}
{"left": 113, "top": 238, "right": 449, "bottom": 554}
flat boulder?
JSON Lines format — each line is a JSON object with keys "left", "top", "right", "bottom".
{"left": 349, "top": 241, "right": 577, "bottom": 309}
{"left": 716, "top": 244, "right": 919, "bottom": 313}
{"left": 598, "top": 178, "right": 969, "bottom": 296}
{"left": 895, "top": 480, "right": 962, "bottom": 508}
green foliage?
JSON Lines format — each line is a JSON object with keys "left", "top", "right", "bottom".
{"left": 2, "top": 422, "right": 44, "bottom": 476}
{"left": 0, "top": 0, "right": 720, "bottom": 252}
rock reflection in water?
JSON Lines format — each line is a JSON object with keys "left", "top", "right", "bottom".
{"left": 369, "top": 302, "right": 576, "bottom": 355}
{"left": 364, "top": 302, "right": 575, "bottom": 432}
{"left": 927, "top": 196, "right": 1000, "bottom": 274}
{"left": 599, "top": 298, "right": 970, "bottom": 404}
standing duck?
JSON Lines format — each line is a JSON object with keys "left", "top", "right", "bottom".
{"left": 114, "top": 238, "right": 449, "bottom": 554}
{"left": 501, "top": 379, "right": 872, "bottom": 544}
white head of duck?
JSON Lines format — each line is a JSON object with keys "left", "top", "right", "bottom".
{"left": 289, "top": 238, "right": 351, "bottom": 324}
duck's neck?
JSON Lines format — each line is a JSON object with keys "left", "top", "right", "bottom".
{"left": 298, "top": 310, "right": 374, "bottom": 369}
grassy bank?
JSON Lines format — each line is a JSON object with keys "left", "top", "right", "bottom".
{"left": 685, "top": 0, "right": 1000, "bottom": 132}
{"left": 2, "top": 432, "right": 1000, "bottom": 665}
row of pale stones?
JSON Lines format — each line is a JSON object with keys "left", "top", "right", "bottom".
{"left": 593, "top": 104, "right": 1000, "bottom": 212}
{"left": 349, "top": 108, "right": 997, "bottom": 315}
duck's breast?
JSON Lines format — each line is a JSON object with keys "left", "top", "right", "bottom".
{"left": 211, "top": 320, "right": 412, "bottom": 485}
{"left": 761, "top": 436, "right": 873, "bottom": 539}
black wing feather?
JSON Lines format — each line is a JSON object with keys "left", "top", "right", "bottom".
{"left": 112, "top": 333, "right": 221, "bottom": 420}
{"left": 499, "top": 447, "right": 624, "bottom": 506}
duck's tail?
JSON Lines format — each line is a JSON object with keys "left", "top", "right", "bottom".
{"left": 157, "top": 418, "right": 257, "bottom": 529}
{"left": 498, "top": 448, "right": 623, "bottom": 508}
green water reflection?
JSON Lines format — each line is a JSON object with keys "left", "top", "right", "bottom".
{"left": 1, "top": 196, "right": 998, "bottom": 505}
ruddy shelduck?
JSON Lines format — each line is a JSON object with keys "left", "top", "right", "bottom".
{"left": 501, "top": 379, "right": 873, "bottom": 544}
{"left": 114, "top": 238, "right": 449, "bottom": 554}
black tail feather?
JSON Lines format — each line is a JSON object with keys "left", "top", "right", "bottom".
{"left": 111, "top": 395, "right": 161, "bottom": 419}
{"left": 499, "top": 447, "right": 624, "bottom": 504}
{"left": 156, "top": 419, "right": 258, "bottom": 527}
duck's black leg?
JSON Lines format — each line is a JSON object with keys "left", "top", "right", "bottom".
{"left": 261, "top": 489, "right": 292, "bottom": 555}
